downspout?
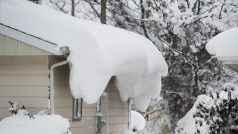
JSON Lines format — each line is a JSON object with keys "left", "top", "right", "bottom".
{"left": 96, "top": 97, "right": 102, "bottom": 133}
{"left": 96, "top": 92, "right": 108, "bottom": 134}
{"left": 49, "top": 47, "right": 69, "bottom": 114}
{"left": 128, "top": 98, "right": 132, "bottom": 130}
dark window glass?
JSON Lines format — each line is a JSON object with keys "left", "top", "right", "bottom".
{"left": 73, "top": 98, "right": 82, "bottom": 120}
{"left": 28, "top": 0, "right": 39, "bottom": 4}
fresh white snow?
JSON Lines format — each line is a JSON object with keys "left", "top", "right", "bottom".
{"left": 175, "top": 95, "right": 213, "bottom": 134}
{"left": 206, "top": 27, "right": 238, "bottom": 57}
{"left": 0, "top": 0, "right": 168, "bottom": 111}
{"left": 176, "top": 83, "right": 238, "bottom": 134}
{"left": 130, "top": 110, "right": 146, "bottom": 132}
{"left": 0, "top": 111, "right": 70, "bottom": 134}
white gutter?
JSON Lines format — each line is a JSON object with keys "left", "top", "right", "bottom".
{"left": 128, "top": 98, "right": 132, "bottom": 130}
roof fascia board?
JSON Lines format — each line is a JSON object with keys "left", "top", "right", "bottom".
{"left": 0, "top": 24, "right": 62, "bottom": 55}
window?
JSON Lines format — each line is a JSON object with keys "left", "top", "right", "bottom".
{"left": 28, "top": 0, "right": 39, "bottom": 4}
{"left": 73, "top": 98, "right": 82, "bottom": 120}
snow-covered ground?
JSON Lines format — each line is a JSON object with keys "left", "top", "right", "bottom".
{"left": 130, "top": 110, "right": 146, "bottom": 132}
{"left": 0, "top": 110, "right": 70, "bottom": 134}
{"left": 175, "top": 83, "right": 238, "bottom": 134}
{"left": 175, "top": 95, "right": 212, "bottom": 134}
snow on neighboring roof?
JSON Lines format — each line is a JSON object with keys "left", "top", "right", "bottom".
{"left": 130, "top": 110, "right": 146, "bottom": 131}
{"left": 0, "top": 0, "right": 168, "bottom": 111}
{"left": 206, "top": 27, "right": 238, "bottom": 57}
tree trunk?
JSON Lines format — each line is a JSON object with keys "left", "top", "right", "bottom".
{"left": 140, "top": 0, "right": 149, "bottom": 39}
{"left": 71, "top": 0, "right": 75, "bottom": 16}
{"left": 100, "top": 0, "right": 107, "bottom": 24}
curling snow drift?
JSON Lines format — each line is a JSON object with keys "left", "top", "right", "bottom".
{"left": 0, "top": 0, "right": 168, "bottom": 111}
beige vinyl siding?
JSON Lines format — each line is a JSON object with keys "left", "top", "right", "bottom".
{"left": 51, "top": 56, "right": 129, "bottom": 134}
{"left": 50, "top": 56, "right": 97, "bottom": 134}
{"left": 0, "top": 56, "right": 49, "bottom": 119}
{"left": 0, "top": 32, "right": 130, "bottom": 133}
{"left": 0, "top": 34, "right": 51, "bottom": 56}
{"left": 107, "top": 80, "right": 129, "bottom": 134}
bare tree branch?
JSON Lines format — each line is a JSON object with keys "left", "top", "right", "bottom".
{"left": 86, "top": 0, "right": 100, "bottom": 18}
{"left": 49, "top": 0, "right": 69, "bottom": 14}
{"left": 140, "top": 0, "right": 150, "bottom": 39}
{"left": 71, "top": 0, "right": 75, "bottom": 16}
{"left": 100, "top": 0, "right": 107, "bottom": 24}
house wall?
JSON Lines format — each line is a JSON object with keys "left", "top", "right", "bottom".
{"left": 49, "top": 56, "right": 97, "bottom": 134}
{"left": 50, "top": 57, "right": 129, "bottom": 134}
{"left": 106, "top": 79, "right": 129, "bottom": 134}
{"left": 0, "top": 56, "right": 49, "bottom": 119}
{"left": 0, "top": 34, "right": 129, "bottom": 133}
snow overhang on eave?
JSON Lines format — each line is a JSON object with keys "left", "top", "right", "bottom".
{"left": 0, "top": 23, "right": 62, "bottom": 55}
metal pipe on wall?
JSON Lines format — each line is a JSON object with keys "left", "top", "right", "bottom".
{"left": 49, "top": 60, "right": 69, "bottom": 114}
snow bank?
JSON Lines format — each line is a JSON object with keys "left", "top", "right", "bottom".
{"left": 176, "top": 83, "right": 238, "bottom": 134}
{"left": 0, "top": 0, "right": 168, "bottom": 111}
{"left": 130, "top": 110, "right": 146, "bottom": 132}
{"left": 206, "top": 27, "right": 238, "bottom": 57}
{"left": 0, "top": 113, "right": 70, "bottom": 134}
{"left": 175, "top": 95, "right": 213, "bottom": 134}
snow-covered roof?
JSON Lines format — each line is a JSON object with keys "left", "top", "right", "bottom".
{"left": 0, "top": 0, "right": 168, "bottom": 111}
{"left": 206, "top": 28, "right": 238, "bottom": 58}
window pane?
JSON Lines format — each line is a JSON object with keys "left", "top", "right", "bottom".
{"left": 73, "top": 98, "right": 82, "bottom": 120}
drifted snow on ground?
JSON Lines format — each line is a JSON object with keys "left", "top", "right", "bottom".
{"left": 175, "top": 95, "right": 212, "bottom": 134}
{"left": 0, "top": 110, "right": 70, "bottom": 134}
{"left": 0, "top": 0, "right": 168, "bottom": 111}
{"left": 175, "top": 83, "right": 238, "bottom": 134}
{"left": 206, "top": 27, "right": 238, "bottom": 57}
{"left": 130, "top": 110, "right": 146, "bottom": 132}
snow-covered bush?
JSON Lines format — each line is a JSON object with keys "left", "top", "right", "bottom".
{"left": 176, "top": 83, "right": 238, "bottom": 134}
{"left": 8, "top": 101, "right": 35, "bottom": 118}
{"left": 0, "top": 102, "right": 71, "bottom": 134}
{"left": 194, "top": 83, "right": 238, "bottom": 134}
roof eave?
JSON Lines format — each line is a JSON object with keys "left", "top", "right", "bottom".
{"left": 0, "top": 23, "right": 62, "bottom": 55}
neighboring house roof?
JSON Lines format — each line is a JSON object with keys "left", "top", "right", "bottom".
{"left": 0, "top": 0, "right": 168, "bottom": 112}
{"left": 206, "top": 27, "right": 238, "bottom": 72}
